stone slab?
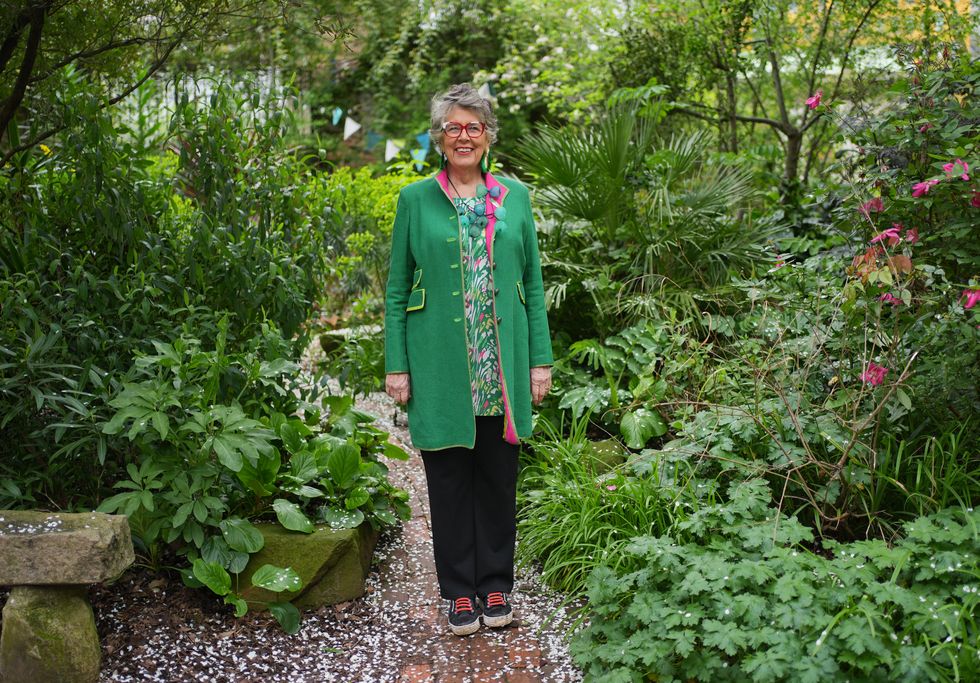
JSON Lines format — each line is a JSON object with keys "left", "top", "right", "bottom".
{"left": 237, "top": 522, "right": 378, "bottom": 610}
{"left": 0, "top": 586, "right": 100, "bottom": 683}
{"left": 0, "top": 511, "right": 134, "bottom": 586}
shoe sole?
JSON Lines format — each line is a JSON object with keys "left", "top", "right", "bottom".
{"left": 483, "top": 612, "right": 513, "bottom": 628}
{"left": 449, "top": 619, "right": 481, "bottom": 636}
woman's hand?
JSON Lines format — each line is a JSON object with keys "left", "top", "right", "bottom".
{"left": 386, "top": 373, "right": 411, "bottom": 405}
{"left": 530, "top": 366, "right": 552, "bottom": 405}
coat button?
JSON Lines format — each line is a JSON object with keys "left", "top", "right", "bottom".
{"left": 493, "top": 288, "right": 500, "bottom": 296}
{"left": 496, "top": 316, "right": 503, "bottom": 325}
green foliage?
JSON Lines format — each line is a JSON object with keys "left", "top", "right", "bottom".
{"left": 518, "top": 413, "right": 717, "bottom": 598}
{"left": 572, "top": 484, "right": 979, "bottom": 682}
{"left": 516, "top": 106, "right": 775, "bottom": 337}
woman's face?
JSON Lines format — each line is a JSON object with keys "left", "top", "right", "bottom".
{"left": 442, "top": 105, "right": 489, "bottom": 174}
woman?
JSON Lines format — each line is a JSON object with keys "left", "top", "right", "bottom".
{"left": 384, "top": 83, "right": 553, "bottom": 636}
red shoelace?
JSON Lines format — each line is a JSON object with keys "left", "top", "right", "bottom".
{"left": 485, "top": 592, "right": 507, "bottom": 608}
{"left": 453, "top": 597, "right": 475, "bottom": 613}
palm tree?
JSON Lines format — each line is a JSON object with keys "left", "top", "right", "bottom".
{"left": 513, "top": 107, "right": 776, "bottom": 329}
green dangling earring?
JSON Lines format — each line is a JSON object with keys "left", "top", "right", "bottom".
{"left": 480, "top": 148, "right": 491, "bottom": 174}
{"left": 439, "top": 152, "right": 447, "bottom": 169}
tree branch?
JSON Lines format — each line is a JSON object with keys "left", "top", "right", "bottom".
{"left": 0, "top": 33, "right": 182, "bottom": 165}
{"left": 0, "top": 5, "right": 34, "bottom": 76}
{"left": 0, "top": 3, "right": 45, "bottom": 145}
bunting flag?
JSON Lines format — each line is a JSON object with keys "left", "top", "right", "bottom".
{"left": 478, "top": 83, "right": 493, "bottom": 99}
{"left": 343, "top": 116, "right": 362, "bottom": 140}
{"left": 384, "top": 139, "right": 402, "bottom": 162}
{"left": 331, "top": 107, "right": 343, "bottom": 126}
{"left": 415, "top": 131, "right": 431, "bottom": 152}
{"left": 366, "top": 131, "right": 384, "bottom": 151}
{"left": 410, "top": 148, "right": 427, "bottom": 171}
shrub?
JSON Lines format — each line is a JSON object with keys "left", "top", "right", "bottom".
{"left": 573, "top": 480, "right": 979, "bottom": 682}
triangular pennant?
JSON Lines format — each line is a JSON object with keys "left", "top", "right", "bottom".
{"left": 332, "top": 107, "right": 343, "bottom": 126}
{"left": 384, "top": 139, "right": 402, "bottom": 162}
{"left": 343, "top": 116, "right": 362, "bottom": 140}
{"left": 415, "top": 131, "right": 431, "bottom": 152}
{"left": 410, "top": 148, "right": 427, "bottom": 171}
{"left": 366, "top": 131, "right": 384, "bottom": 151}
{"left": 478, "top": 83, "right": 492, "bottom": 99}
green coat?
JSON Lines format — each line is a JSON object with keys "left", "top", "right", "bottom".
{"left": 384, "top": 170, "right": 553, "bottom": 450}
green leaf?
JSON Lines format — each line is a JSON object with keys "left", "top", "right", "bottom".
{"left": 211, "top": 434, "right": 244, "bottom": 472}
{"left": 201, "top": 536, "right": 232, "bottom": 567}
{"left": 344, "top": 486, "right": 371, "bottom": 510}
{"left": 326, "top": 441, "right": 361, "bottom": 488}
{"left": 319, "top": 507, "right": 364, "bottom": 530}
{"left": 272, "top": 498, "right": 314, "bottom": 533}
{"left": 250, "top": 564, "right": 304, "bottom": 593}
{"left": 192, "top": 559, "right": 231, "bottom": 596}
{"left": 268, "top": 601, "right": 301, "bottom": 634}
{"left": 383, "top": 442, "right": 409, "bottom": 460}
{"left": 895, "top": 388, "right": 912, "bottom": 410}
{"left": 620, "top": 408, "right": 668, "bottom": 449}
{"left": 279, "top": 423, "right": 304, "bottom": 455}
{"left": 220, "top": 517, "right": 265, "bottom": 553}
{"left": 224, "top": 593, "right": 248, "bottom": 617}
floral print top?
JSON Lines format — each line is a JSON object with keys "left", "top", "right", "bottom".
{"left": 455, "top": 196, "right": 504, "bottom": 416}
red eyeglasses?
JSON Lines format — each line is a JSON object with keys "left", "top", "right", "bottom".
{"left": 441, "top": 121, "right": 486, "bottom": 138}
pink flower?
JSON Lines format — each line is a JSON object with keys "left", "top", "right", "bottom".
{"left": 860, "top": 362, "right": 889, "bottom": 386}
{"left": 806, "top": 90, "right": 823, "bottom": 109}
{"left": 606, "top": 484, "right": 617, "bottom": 491}
{"left": 879, "top": 293, "right": 901, "bottom": 305}
{"left": 971, "top": 191, "right": 980, "bottom": 208}
{"left": 963, "top": 289, "right": 980, "bottom": 309}
{"left": 859, "top": 197, "right": 884, "bottom": 218}
{"left": 911, "top": 179, "right": 940, "bottom": 197}
{"left": 943, "top": 159, "right": 970, "bottom": 181}
{"left": 904, "top": 226, "right": 919, "bottom": 244}
{"left": 919, "top": 122, "right": 933, "bottom": 133}
{"left": 870, "top": 226, "right": 901, "bottom": 246}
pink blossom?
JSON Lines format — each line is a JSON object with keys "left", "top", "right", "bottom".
{"left": 963, "top": 289, "right": 980, "bottom": 309}
{"left": 606, "top": 484, "right": 617, "bottom": 491}
{"left": 860, "top": 362, "right": 889, "bottom": 386}
{"left": 858, "top": 197, "right": 884, "bottom": 218}
{"left": 911, "top": 179, "right": 940, "bottom": 197}
{"left": 942, "top": 159, "right": 970, "bottom": 181}
{"left": 879, "top": 293, "right": 901, "bottom": 305}
{"left": 806, "top": 90, "right": 823, "bottom": 110}
{"left": 919, "top": 122, "right": 933, "bottom": 133}
{"left": 904, "top": 226, "right": 919, "bottom": 244}
{"left": 870, "top": 226, "right": 901, "bottom": 246}
{"left": 971, "top": 191, "right": 980, "bottom": 208}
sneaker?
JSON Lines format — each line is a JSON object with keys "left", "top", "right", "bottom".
{"left": 448, "top": 596, "right": 481, "bottom": 636}
{"left": 480, "top": 592, "right": 513, "bottom": 628}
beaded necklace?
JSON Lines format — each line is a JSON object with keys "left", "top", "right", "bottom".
{"left": 446, "top": 175, "right": 505, "bottom": 238}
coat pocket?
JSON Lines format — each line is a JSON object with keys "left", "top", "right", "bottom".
{"left": 406, "top": 288, "right": 426, "bottom": 312}
{"left": 412, "top": 267, "right": 423, "bottom": 289}
{"left": 516, "top": 281, "right": 526, "bottom": 305}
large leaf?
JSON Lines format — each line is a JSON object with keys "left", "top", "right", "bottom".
{"left": 192, "top": 559, "right": 231, "bottom": 596}
{"left": 219, "top": 517, "right": 265, "bottom": 553}
{"left": 319, "top": 506, "right": 364, "bottom": 530}
{"left": 383, "top": 442, "right": 409, "bottom": 461}
{"left": 272, "top": 498, "right": 314, "bottom": 533}
{"left": 325, "top": 441, "right": 361, "bottom": 488}
{"left": 620, "top": 408, "right": 668, "bottom": 449}
{"left": 268, "top": 601, "right": 301, "bottom": 634}
{"left": 250, "top": 564, "right": 303, "bottom": 593}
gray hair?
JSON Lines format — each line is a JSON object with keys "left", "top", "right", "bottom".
{"left": 429, "top": 83, "right": 498, "bottom": 153}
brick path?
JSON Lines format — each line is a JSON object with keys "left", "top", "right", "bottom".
{"left": 374, "top": 412, "right": 581, "bottom": 683}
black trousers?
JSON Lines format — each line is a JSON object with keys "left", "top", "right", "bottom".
{"left": 420, "top": 416, "right": 519, "bottom": 600}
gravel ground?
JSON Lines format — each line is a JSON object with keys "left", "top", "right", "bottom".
{"left": 0, "top": 344, "right": 586, "bottom": 682}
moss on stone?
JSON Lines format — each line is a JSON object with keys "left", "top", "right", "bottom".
{"left": 0, "top": 586, "right": 100, "bottom": 683}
